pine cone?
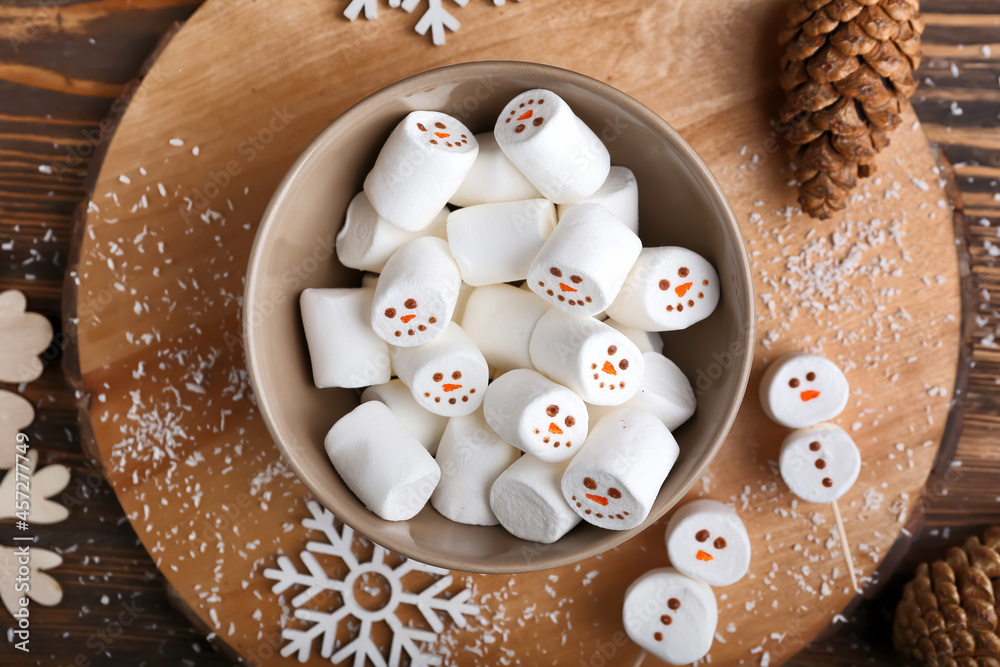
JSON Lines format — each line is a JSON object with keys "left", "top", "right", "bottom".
{"left": 778, "top": 0, "right": 925, "bottom": 219}
{"left": 894, "top": 526, "right": 1000, "bottom": 667}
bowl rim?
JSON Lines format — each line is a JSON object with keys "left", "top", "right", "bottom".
{"left": 244, "top": 60, "right": 756, "bottom": 573}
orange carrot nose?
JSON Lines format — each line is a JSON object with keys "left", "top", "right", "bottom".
{"left": 434, "top": 132, "right": 450, "bottom": 138}
{"left": 400, "top": 314, "right": 416, "bottom": 323}
{"left": 602, "top": 361, "right": 617, "bottom": 376}
{"left": 559, "top": 283, "right": 577, "bottom": 292}
{"left": 442, "top": 384, "right": 462, "bottom": 392}
{"left": 585, "top": 494, "right": 608, "bottom": 506}
{"left": 548, "top": 422, "right": 563, "bottom": 435}
{"left": 800, "top": 390, "right": 821, "bottom": 402}
{"left": 675, "top": 282, "right": 693, "bottom": 297}
{"left": 517, "top": 110, "right": 534, "bottom": 121}
{"left": 696, "top": 550, "right": 714, "bottom": 562}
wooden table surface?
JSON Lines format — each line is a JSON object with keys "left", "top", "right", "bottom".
{"left": 0, "top": 1, "right": 997, "bottom": 665}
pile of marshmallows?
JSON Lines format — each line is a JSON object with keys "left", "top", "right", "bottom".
{"left": 300, "top": 89, "right": 721, "bottom": 544}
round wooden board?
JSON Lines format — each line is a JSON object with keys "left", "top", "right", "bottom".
{"left": 71, "top": 0, "right": 961, "bottom": 665}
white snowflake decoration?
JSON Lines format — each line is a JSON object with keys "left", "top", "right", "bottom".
{"left": 264, "top": 500, "right": 479, "bottom": 665}
{"left": 343, "top": 0, "right": 523, "bottom": 45}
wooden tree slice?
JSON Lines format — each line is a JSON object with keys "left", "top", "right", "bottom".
{"left": 70, "top": 0, "right": 961, "bottom": 664}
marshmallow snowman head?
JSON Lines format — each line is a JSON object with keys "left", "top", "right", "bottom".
{"left": 622, "top": 567, "right": 718, "bottom": 666}
{"left": 665, "top": 499, "right": 751, "bottom": 587}
{"left": 760, "top": 353, "right": 850, "bottom": 428}
{"left": 780, "top": 423, "right": 861, "bottom": 503}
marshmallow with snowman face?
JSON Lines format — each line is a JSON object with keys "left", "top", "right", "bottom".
{"left": 780, "top": 423, "right": 861, "bottom": 504}
{"left": 665, "top": 499, "right": 751, "bottom": 588}
{"left": 325, "top": 401, "right": 441, "bottom": 521}
{"left": 561, "top": 408, "right": 679, "bottom": 530}
{"left": 389, "top": 322, "right": 489, "bottom": 418}
{"left": 447, "top": 198, "right": 557, "bottom": 286}
{"left": 371, "top": 237, "right": 462, "bottom": 347}
{"left": 449, "top": 132, "right": 542, "bottom": 207}
{"left": 483, "top": 369, "right": 589, "bottom": 463}
{"left": 587, "top": 352, "right": 696, "bottom": 432}
{"left": 759, "top": 353, "right": 850, "bottom": 428}
{"left": 556, "top": 166, "right": 639, "bottom": 234}
{"left": 529, "top": 309, "right": 645, "bottom": 406}
{"left": 527, "top": 203, "right": 642, "bottom": 317}
{"left": 336, "top": 192, "right": 448, "bottom": 273}
{"left": 605, "top": 246, "right": 721, "bottom": 332}
{"left": 300, "top": 287, "right": 391, "bottom": 389}
{"left": 490, "top": 455, "right": 581, "bottom": 544}
{"left": 431, "top": 408, "right": 521, "bottom": 526}
{"left": 493, "top": 89, "right": 610, "bottom": 204}
{"left": 364, "top": 111, "right": 478, "bottom": 231}
{"left": 622, "top": 567, "right": 718, "bottom": 666}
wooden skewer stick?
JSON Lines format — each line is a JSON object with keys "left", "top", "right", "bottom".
{"left": 831, "top": 499, "right": 861, "bottom": 594}
{"left": 633, "top": 649, "right": 648, "bottom": 667}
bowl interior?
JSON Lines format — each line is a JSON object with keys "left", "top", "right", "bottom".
{"left": 245, "top": 61, "right": 753, "bottom": 573}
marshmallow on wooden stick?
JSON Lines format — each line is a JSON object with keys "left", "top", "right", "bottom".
{"left": 364, "top": 111, "right": 478, "bottom": 230}
{"left": 483, "top": 369, "right": 589, "bottom": 462}
{"left": 390, "top": 322, "right": 488, "bottom": 418}
{"left": 494, "top": 89, "right": 610, "bottom": 204}
{"left": 431, "top": 409, "right": 521, "bottom": 526}
{"left": 605, "top": 246, "right": 721, "bottom": 332}
{"left": 529, "top": 309, "right": 645, "bottom": 406}
{"left": 665, "top": 499, "right": 751, "bottom": 587}
{"left": 336, "top": 192, "right": 448, "bottom": 273}
{"left": 300, "top": 288, "right": 391, "bottom": 388}
{"left": 527, "top": 203, "right": 641, "bottom": 317}
{"left": 561, "top": 408, "right": 678, "bottom": 530}
{"left": 589, "top": 352, "right": 696, "bottom": 431}
{"left": 360, "top": 380, "right": 448, "bottom": 455}
{"left": 780, "top": 423, "right": 861, "bottom": 504}
{"left": 450, "top": 132, "right": 542, "bottom": 206}
{"left": 325, "top": 401, "right": 441, "bottom": 521}
{"left": 461, "top": 284, "right": 550, "bottom": 373}
{"left": 557, "top": 166, "right": 639, "bottom": 233}
{"left": 447, "top": 199, "right": 556, "bottom": 286}
{"left": 371, "top": 237, "right": 461, "bottom": 347}
{"left": 623, "top": 567, "right": 718, "bottom": 666}
{"left": 490, "top": 455, "right": 580, "bottom": 544}
{"left": 759, "top": 353, "right": 850, "bottom": 429}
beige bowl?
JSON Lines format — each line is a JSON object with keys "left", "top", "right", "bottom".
{"left": 244, "top": 61, "right": 754, "bottom": 574}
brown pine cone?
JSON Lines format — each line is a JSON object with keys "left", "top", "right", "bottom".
{"left": 778, "top": 0, "right": 925, "bottom": 219}
{"left": 893, "top": 526, "right": 1000, "bottom": 667}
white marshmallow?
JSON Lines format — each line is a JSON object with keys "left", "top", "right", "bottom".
{"left": 665, "top": 499, "right": 751, "bottom": 587}
{"left": 336, "top": 192, "right": 448, "bottom": 273}
{"left": 447, "top": 199, "right": 556, "bottom": 286}
{"left": 760, "top": 353, "right": 849, "bottom": 429}
{"left": 780, "top": 423, "right": 861, "bottom": 504}
{"left": 490, "top": 455, "right": 581, "bottom": 544}
{"left": 390, "top": 322, "right": 489, "bottom": 418}
{"left": 588, "top": 352, "right": 696, "bottom": 431}
{"left": 300, "top": 288, "right": 391, "bottom": 388}
{"left": 561, "top": 408, "right": 678, "bottom": 530}
{"left": 325, "top": 401, "right": 441, "bottom": 521}
{"left": 527, "top": 203, "right": 641, "bottom": 317}
{"left": 494, "top": 89, "right": 610, "bottom": 204}
{"left": 449, "top": 132, "right": 542, "bottom": 206}
{"left": 483, "top": 369, "right": 589, "bottom": 463}
{"left": 557, "top": 166, "right": 639, "bottom": 233}
{"left": 605, "top": 246, "right": 721, "bottom": 332}
{"left": 451, "top": 280, "right": 475, "bottom": 324}
{"left": 529, "top": 309, "right": 645, "bottom": 406}
{"left": 604, "top": 318, "right": 664, "bottom": 355}
{"left": 431, "top": 409, "right": 521, "bottom": 526}
{"left": 461, "top": 284, "right": 550, "bottom": 373}
{"left": 364, "top": 111, "right": 478, "bottom": 230}
{"left": 360, "top": 380, "right": 448, "bottom": 454}
{"left": 623, "top": 567, "right": 718, "bottom": 666}
{"left": 371, "top": 237, "right": 461, "bottom": 347}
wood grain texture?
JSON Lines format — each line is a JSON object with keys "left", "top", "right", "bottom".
{"left": 0, "top": 0, "right": 996, "bottom": 666}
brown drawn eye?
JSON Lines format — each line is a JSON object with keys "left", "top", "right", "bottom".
{"left": 385, "top": 308, "right": 396, "bottom": 318}
{"left": 583, "top": 477, "right": 597, "bottom": 490}
{"left": 432, "top": 373, "right": 443, "bottom": 382}
{"left": 404, "top": 298, "right": 418, "bottom": 309}
{"left": 608, "top": 488, "right": 621, "bottom": 499}
{"left": 659, "top": 279, "right": 670, "bottom": 291}
{"left": 452, "top": 371, "right": 462, "bottom": 380}
{"left": 546, "top": 405, "right": 559, "bottom": 417}
{"left": 608, "top": 345, "right": 617, "bottom": 356}
{"left": 619, "top": 359, "right": 629, "bottom": 370}
{"left": 565, "top": 416, "right": 576, "bottom": 427}
{"left": 806, "top": 372, "right": 816, "bottom": 381}
{"left": 550, "top": 267, "right": 562, "bottom": 277}
{"left": 789, "top": 378, "right": 800, "bottom": 388}
{"left": 714, "top": 537, "right": 727, "bottom": 549}
{"left": 678, "top": 267, "right": 690, "bottom": 277}
{"left": 668, "top": 598, "right": 681, "bottom": 610}
{"left": 695, "top": 530, "right": 710, "bottom": 542}
{"left": 570, "top": 275, "right": 583, "bottom": 283}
